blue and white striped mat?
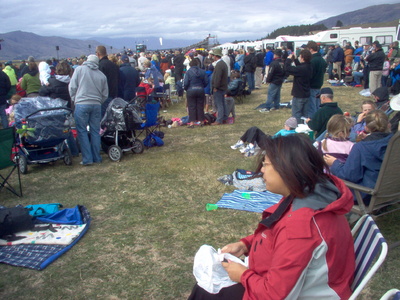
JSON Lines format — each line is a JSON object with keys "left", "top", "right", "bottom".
{"left": 216, "top": 190, "right": 282, "bottom": 213}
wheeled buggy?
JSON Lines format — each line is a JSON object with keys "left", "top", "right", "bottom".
{"left": 13, "top": 97, "right": 74, "bottom": 174}
{"left": 101, "top": 98, "right": 144, "bottom": 162}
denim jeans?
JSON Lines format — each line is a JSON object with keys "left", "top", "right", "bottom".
{"left": 265, "top": 83, "right": 282, "bottom": 110}
{"left": 74, "top": 104, "right": 102, "bottom": 164}
{"left": 307, "top": 89, "right": 320, "bottom": 118}
{"left": 0, "top": 104, "right": 8, "bottom": 128}
{"left": 353, "top": 72, "right": 364, "bottom": 85}
{"left": 213, "top": 90, "right": 227, "bottom": 123}
{"left": 245, "top": 72, "right": 255, "bottom": 91}
{"left": 291, "top": 97, "right": 309, "bottom": 125}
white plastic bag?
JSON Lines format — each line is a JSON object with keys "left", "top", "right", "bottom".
{"left": 192, "top": 244, "right": 247, "bottom": 294}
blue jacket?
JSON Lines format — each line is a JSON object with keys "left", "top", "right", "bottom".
{"left": 331, "top": 47, "right": 344, "bottom": 63}
{"left": 330, "top": 133, "right": 392, "bottom": 189}
{"left": 264, "top": 51, "right": 274, "bottom": 66}
{"left": 183, "top": 66, "right": 207, "bottom": 91}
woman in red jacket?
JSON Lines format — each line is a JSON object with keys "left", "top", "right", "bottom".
{"left": 189, "top": 134, "right": 355, "bottom": 300}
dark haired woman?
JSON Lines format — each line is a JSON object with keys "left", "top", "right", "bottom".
{"left": 189, "top": 134, "right": 355, "bottom": 300}
{"left": 20, "top": 61, "right": 41, "bottom": 97}
{"left": 184, "top": 58, "right": 208, "bottom": 128}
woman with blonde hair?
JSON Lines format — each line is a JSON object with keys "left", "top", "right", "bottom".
{"left": 315, "top": 114, "right": 354, "bottom": 163}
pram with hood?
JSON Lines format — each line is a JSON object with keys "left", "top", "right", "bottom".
{"left": 101, "top": 98, "right": 144, "bottom": 162}
{"left": 13, "top": 97, "right": 74, "bottom": 174}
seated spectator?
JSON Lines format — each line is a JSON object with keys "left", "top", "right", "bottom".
{"left": 344, "top": 63, "right": 352, "bottom": 76}
{"left": 189, "top": 134, "right": 355, "bottom": 300}
{"left": 350, "top": 100, "right": 376, "bottom": 142}
{"left": 226, "top": 70, "right": 243, "bottom": 97}
{"left": 230, "top": 117, "right": 297, "bottom": 157}
{"left": 325, "top": 110, "right": 393, "bottom": 201}
{"left": 137, "top": 77, "right": 154, "bottom": 97}
{"left": 5, "top": 94, "right": 22, "bottom": 126}
{"left": 306, "top": 87, "right": 343, "bottom": 139}
{"left": 143, "top": 60, "right": 163, "bottom": 88}
{"left": 315, "top": 114, "right": 354, "bottom": 163}
{"left": 371, "top": 86, "right": 389, "bottom": 110}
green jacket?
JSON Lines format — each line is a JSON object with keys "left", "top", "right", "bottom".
{"left": 310, "top": 52, "right": 327, "bottom": 89}
{"left": 3, "top": 66, "right": 17, "bottom": 85}
{"left": 308, "top": 102, "right": 343, "bottom": 138}
{"left": 21, "top": 72, "right": 41, "bottom": 95}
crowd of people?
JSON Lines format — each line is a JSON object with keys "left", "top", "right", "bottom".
{"left": 1, "top": 38, "right": 400, "bottom": 299}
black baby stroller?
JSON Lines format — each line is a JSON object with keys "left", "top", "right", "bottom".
{"left": 13, "top": 97, "right": 74, "bottom": 174}
{"left": 101, "top": 98, "right": 144, "bottom": 162}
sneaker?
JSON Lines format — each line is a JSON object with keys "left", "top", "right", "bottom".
{"left": 259, "top": 108, "right": 270, "bottom": 113}
{"left": 231, "top": 140, "right": 244, "bottom": 150}
{"left": 240, "top": 143, "right": 255, "bottom": 154}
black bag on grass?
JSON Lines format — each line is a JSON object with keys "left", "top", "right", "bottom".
{"left": 0, "top": 206, "right": 34, "bottom": 236}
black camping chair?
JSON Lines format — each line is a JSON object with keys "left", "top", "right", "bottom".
{"left": 0, "top": 127, "right": 22, "bottom": 197}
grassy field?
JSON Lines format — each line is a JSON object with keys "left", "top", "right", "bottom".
{"left": 0, "top": 80, "right": 399, "bottom": 299}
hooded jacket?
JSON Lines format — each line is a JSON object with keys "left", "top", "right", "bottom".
{"left": 240, "top": 175, "right": 355, "bottom": 300}
{"left": 331, "top": 132, "right": 392, "bottom": 190}
{"left": 68, "top": 61, "right": 108, "bottom": 105}
{"left": 39, "top": 75, "right": 71, "bottom": 107}
{"left": 183, "top": 66, "right": 207, "bottom": 91}
{"left": 3, "top": 66, "right": 17, "bottom": 85}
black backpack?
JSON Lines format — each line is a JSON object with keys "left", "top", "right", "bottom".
{"left": 0, "top": 206, "right": 34, "bottom": 237}
{"left": 204, "top": 113, "right": 216, "bottom": 125}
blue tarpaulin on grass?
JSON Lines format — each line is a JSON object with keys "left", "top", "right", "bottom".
{"left": 216, "top": 190, "right": 281, "bottom": 213}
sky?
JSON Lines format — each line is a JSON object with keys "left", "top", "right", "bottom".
{"left": 1, "top": 0, "right": 399, "bottom": 43}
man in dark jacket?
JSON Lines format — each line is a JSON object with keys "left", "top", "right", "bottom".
{"left": 119, "top": 55, "right": 140, "bottom": 102}
{"left": 244, "top": 47, "right": 257, "bottom": 91}
{"left": 307, "top": 41, "right": 327, "bottom": 118}
{"left": 254, "top": 46, "right": 265, "bottom": 89}
{"left": 285, "top": 49, "right": 313, "bottom": 125}
{"left": 366, "top": 41, "right": 386, "bottom": 94}
{"left": 260, "top": 49, "right": 285, "bottom": 112}
{"left": 0, "top": 64, "right": 11, "bottom": 128}
{"left": 96, "top": 45, "right": 119, "bottom": 117}
{"left": 173, "top": 49, "right": 185, "bottom": 82}
{"left": 306, "top": 87, "right": 343, "bottom": 138}
{"left": 332, "top": 44, "right": 344, "bottom": 80}
{"left": 211, "top": 48, "right": 228, "bottom": 125}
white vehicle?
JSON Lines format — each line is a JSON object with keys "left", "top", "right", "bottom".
{"left": 313, "top": 25, "right": 399, "bottom": 48}
{"left": 273, "top": 35, "right": 316, "bottom": 51}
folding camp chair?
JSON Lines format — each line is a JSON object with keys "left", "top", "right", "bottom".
{"left": 380, "top": 289, "right": 400, "bottom": 300}
{"left": 136, "top": 102, "right": 161, "bottom": 139}
{"left": 344, "top": 131, "right": 400, "bottom": 218}
{"left": 349, "top": 214, "right": 388, "bottom": 300}
{"left": 0, "top": 127, "right": 22, "bottom": 197}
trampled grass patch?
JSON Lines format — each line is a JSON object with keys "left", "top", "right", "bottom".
{"left": 0, "top": 80, "right": 399, "bottom": 299}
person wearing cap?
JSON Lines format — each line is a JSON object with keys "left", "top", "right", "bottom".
{"left": 259, "top": 49, "right": 285, "bottom": 113}
{"left": 20, "top": 60, "right": 41, "bottom": 97}
{"left": 69, "top": 54, "right": 108, "bottom": 166}
{"left": 365, "top": 41, "right": 386, "bottom": 94}
{"left": 211, "top": 48, "right": 228, "bottom": 125}
{"left": 306, "top": 41, "right": 327, "bottom": 118}
{"left": 119, "top": 54, "right": 140, "bottom": 102}
{"left": 331, "top": 43, "right": 344, "bottom": 80}
{"left": 254, "top": 46, "right": 265, "bottom": 89}
{"left": 243, "top": 47, "right": 257, "bottom": 91}
{"left": 306, "top": 87, "right": 343, "bottom": 139}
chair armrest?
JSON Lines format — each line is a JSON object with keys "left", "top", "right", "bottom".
{"left": 343, "top": 180, "right": 376, "bottom": 196}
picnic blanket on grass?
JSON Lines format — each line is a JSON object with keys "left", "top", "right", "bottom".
{"left": 0, "top": 205, "right": 90, "bottom": 270}
{"left": 216, "top": 190, "right": 281, "bottom": 213}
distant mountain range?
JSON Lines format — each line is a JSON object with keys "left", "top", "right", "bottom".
{"left": 314, "top": 3, "right": 400, "bottom": 28}
{"left": 1, "top": 4, "right": 399, "bottom": 61}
